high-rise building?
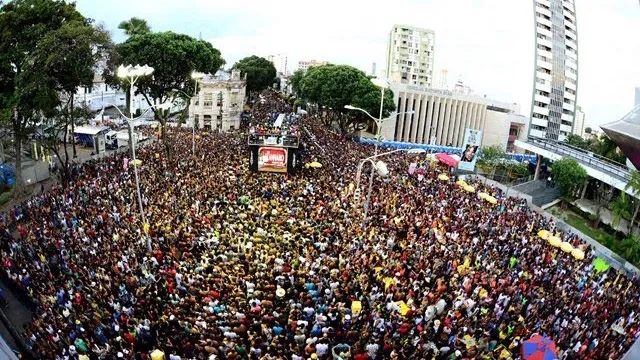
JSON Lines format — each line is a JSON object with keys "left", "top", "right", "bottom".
{"left": 297, "top": 60, "right": 328, "bottom": 73}
{"left": 573, "top": 106, "right": 585, "bottom": 137}
{"left": 529, "top": 0, "right": 578, "bottom": 141}
{"left": 267, "top": 54, "right": 288, "bottom": 76}
{"left": 371, "top": 62, "right": 377, "bottom": 76}
{"left": 385, "top": 24, "right": 435, "bottom": 87}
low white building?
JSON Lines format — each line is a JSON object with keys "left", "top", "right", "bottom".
{"left": 381, "top": 83, "right": 527, "bottom": 151}
{"left": 73, "top": 74, "right": 149, "bottom": 114}
{"left": 189, "top": 69, "right": 246, "bottom": 132}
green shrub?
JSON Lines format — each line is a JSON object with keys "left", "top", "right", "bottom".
{"left": 0, "top": 189, "right": 13, "bottom": 206}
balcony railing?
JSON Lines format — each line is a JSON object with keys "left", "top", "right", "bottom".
{"left": 527, "top": 136, "right": 632, "bottom": 182}
{"left": 248, "top": 134, "right": 300, "bottom": 148}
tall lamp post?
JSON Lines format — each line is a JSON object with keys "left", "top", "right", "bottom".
{"left": 117, "top": 64, "right": 155, "bottom": 252}
{"left": 354, "top": 147, "right": 426, "bottom": 228}
{"left": 345, "top": 101, "right": 414, "bottom": 226}
{"left": 191, "top": 72, "right": 205, "bottom": 155}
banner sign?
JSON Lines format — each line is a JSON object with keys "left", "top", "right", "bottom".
{"left": 458, "top": 128, "right": 482, "bottom": 171}
{"left": 258, "top": 147, "right": 288, "bottom": 173}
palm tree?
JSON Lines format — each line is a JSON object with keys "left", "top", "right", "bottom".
{"left": 620, "top": 234, "right": 640, "bottom": 266}
{"left": 626, "top": 170, "right": 640, "bottom": 235}
{"left": 611, "top": 192, "right": 632, "bottom": 230}
{"left": 118, "top": 17, "right": 151, "bottom": 37}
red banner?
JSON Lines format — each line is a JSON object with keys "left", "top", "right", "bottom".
{"left": 258, "top": 147, "right": 288, "bottom": 173}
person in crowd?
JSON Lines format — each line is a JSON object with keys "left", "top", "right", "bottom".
{"left": 0, "top": 90, "right": 637, "bottom": 360}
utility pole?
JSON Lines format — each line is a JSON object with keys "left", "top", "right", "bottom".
{"left": 218, "top": 91, "right": 223, "bottom": 133}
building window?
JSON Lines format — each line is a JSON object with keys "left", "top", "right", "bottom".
{"left": 203, "top": 93, "right": 213, "bottom": 109}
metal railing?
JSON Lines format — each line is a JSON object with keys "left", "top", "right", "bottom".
{"left": 527, "top": 136, "right": 632, "bottom": 182}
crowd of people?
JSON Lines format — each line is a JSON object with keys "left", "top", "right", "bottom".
{"left": 0, "top": 91, "right": 638, "bottom": 360}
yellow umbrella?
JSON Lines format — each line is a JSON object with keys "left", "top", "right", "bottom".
{"left": 537, "top": 230, "right": 550, "bottom": 240}
{"left": 464, "top": 185, "right": 476, "bottom": 193}
{"left": 438, "top": 174, "right": 449, "bottom": 181}
{"left": 560, "top": 241, "right": 574, "bottom": 253}
{"left": 485, "top": 195, "right": 497, "bottom": 204}
{"left": 571, "top": 248, "right": 585, "bottom": 260}
{"left": 478, "top": 192, "right": 488, "bottom": 200}
{"left": 132, "top": 159, "right": 142, "bottom": 166}
{"left": 548, "top": 236, "right": 561, "bottom": 247}
{"left": 456, "top": 180, "right": 467, "bottom": 187}
{"left": 309, "top": 161, "right": 322, "bottom": 168}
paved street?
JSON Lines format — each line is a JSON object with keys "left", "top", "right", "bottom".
{"left": 0, "top": 280, "right": 33, "bottom": 353}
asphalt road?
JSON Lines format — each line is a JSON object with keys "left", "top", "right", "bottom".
{"left": 0, "top": 280, "right": 33, "bottom": 352}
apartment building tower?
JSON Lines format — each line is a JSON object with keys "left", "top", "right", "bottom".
{"left": 385, "top": 24, "right": 435, "bottom": 87}
{"left": 529, "top": 0, "right": 579, "bottom": 141}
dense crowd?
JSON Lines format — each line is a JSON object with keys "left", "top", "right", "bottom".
{"left": 0, "top": 91, "right": 639, "bottom": 360}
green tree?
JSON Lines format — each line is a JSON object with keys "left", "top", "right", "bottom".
{"left": 33, "top": 19, "right": 112, "bottom": 174}
{"left": 591, "top": 134, "right": 626, "bottom": 164}
{"left": 584, "top": 127, "right": 592, "bottom": 134}
{"left": 625, "top": 170, "right": 640, "bottom": 235}
{"left": 552, "top": 157, "right": 588, "bottom": 206}
{"left": 300, "top": 64, "right": 395, "bottom": 132}
{"left": 233, "top": 56, "right": 277, "bottom": 96}
{"left": 564, "top": 133, "right": 588, "bottom": 149}
{"left": 0, "top": 0, "right": 88, "bottom": 196}
{"left": 619, "top": 234, "right": 640, "bottom": 266}
{"left": 480, "top": 145, "right": 506, "bottom": 162}
{"left": 118, "top": 17, "right": 151, "bottom": 37}
{"left": 611, "top": 192, "right": 633, "bottom": 229}
{"left": 289, "top": 69, "right": 305, "bottom": 95}
{"left": 109, "top": 31, "right": 224, "bottom": 157}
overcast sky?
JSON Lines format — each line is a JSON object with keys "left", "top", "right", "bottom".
{"left": 76, "top": 0, "right": 639, "bottom": 129}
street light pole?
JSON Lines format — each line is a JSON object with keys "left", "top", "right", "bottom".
{"left": 354, "top": 148, "right": 426, "bottom": 228}
{"left": 117, "top": 64, "right": 155, "bottom": 252}
{"left": 191, "top": 71, "right": 205, "bottom": 156}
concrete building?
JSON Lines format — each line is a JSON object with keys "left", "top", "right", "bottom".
{"left": 573, "top": 105, "right": 585, "bottom": 137}
{"left": 267, "top": 54, "right": 288, "bottom": 76}
{"left": 378, "top": 83, "right": 526, "bottom": 150}
{"left": 385, "top": 24, "right": 435, "bottom": 87}
{"left": 529, "top": 0, "right": 579, "bottom": 141}
{"left": 189, "top": 69, "right": 246, "bottom": 132}
{"left": 73, "top": 74, "right": 156, "bottom": 117}
{"left": 371, "top": 62, "right": 377, "bottom": 76}
{"left": 297, "top": 60, "right": 328, "bottom": 72}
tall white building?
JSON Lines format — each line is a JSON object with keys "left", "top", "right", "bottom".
{"left": 385, "top": 24, "right": 435, "bottom": 87}
{"left": 529, "top": 0, "right": 579, "bottom": 141}
{"left": 297, "top": 60, "right": 328, "bottom": 73}
{"left": 267, "top": 54, "right": 288, "bottom": 76}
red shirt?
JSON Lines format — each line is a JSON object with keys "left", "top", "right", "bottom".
{"left": 354, "top": 353, "right": 369, "bottom": 360}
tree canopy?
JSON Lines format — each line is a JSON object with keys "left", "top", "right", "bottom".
{"left": 113, "top": 31, "right": 224, "bottom": 115}
{"left": 289, "top": 69, "right": 305, "bottom": 95}
{"left": 552, "top": 157, "right": 588, "bottom": 200}
{"left": 0, "top": 0, "right": 104, "bottom": 194}
{"left": 118, "top": 17, "right": 151, "bottom": 37}
{"left": 564, "top": 133, "right": 626, "bottom": 164}
{"left": 233, "top": 56, "right": 277, "bottom": 94}
{"left": 297, "top": 64, "right": 395, "bottom": 132}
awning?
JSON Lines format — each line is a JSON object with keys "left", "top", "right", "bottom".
{"left": 435, "top": 153, "right": 459, "bottom": 167}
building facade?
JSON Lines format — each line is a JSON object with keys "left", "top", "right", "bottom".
{"left": 267, "top": 54, "right": 288, "bottom": 76}
{"left": 189, "top": 69, "right": 246, "bottom": 132}
{"left": 379, "top": 84, "right": 525, "bottom": 150}
{"left": 529, "top": 0, "right": 579, "bottom": 141}
{"left": 573, "top": 105, "right": 585, "bottom": 137}
{"left": 297, "top": 60, "right": 328, "bottom": 73}
{"left": 385, "top": 24, "right": 435, "bottom": 87}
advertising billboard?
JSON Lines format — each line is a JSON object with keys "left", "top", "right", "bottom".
{"left": 257, "top": 147, "right": 288, "bottom": 173}
{"left": 458, "top": 128, "right": 482, "bottom": 172}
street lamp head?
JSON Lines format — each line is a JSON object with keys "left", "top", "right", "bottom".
{"left": 344, "top": 105, "right": 356, "bottom": 110}
{"left": 191, "top": 71, "right": 205, "bottom": 80}
{"left": 370, "top": 77, "right": 390, "bottom": 89}
{"left": 374, "top": 160, "right": 389, "bottom": 177}
{"left": 116, "top": 64, "right": 129, "bottom": 79}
